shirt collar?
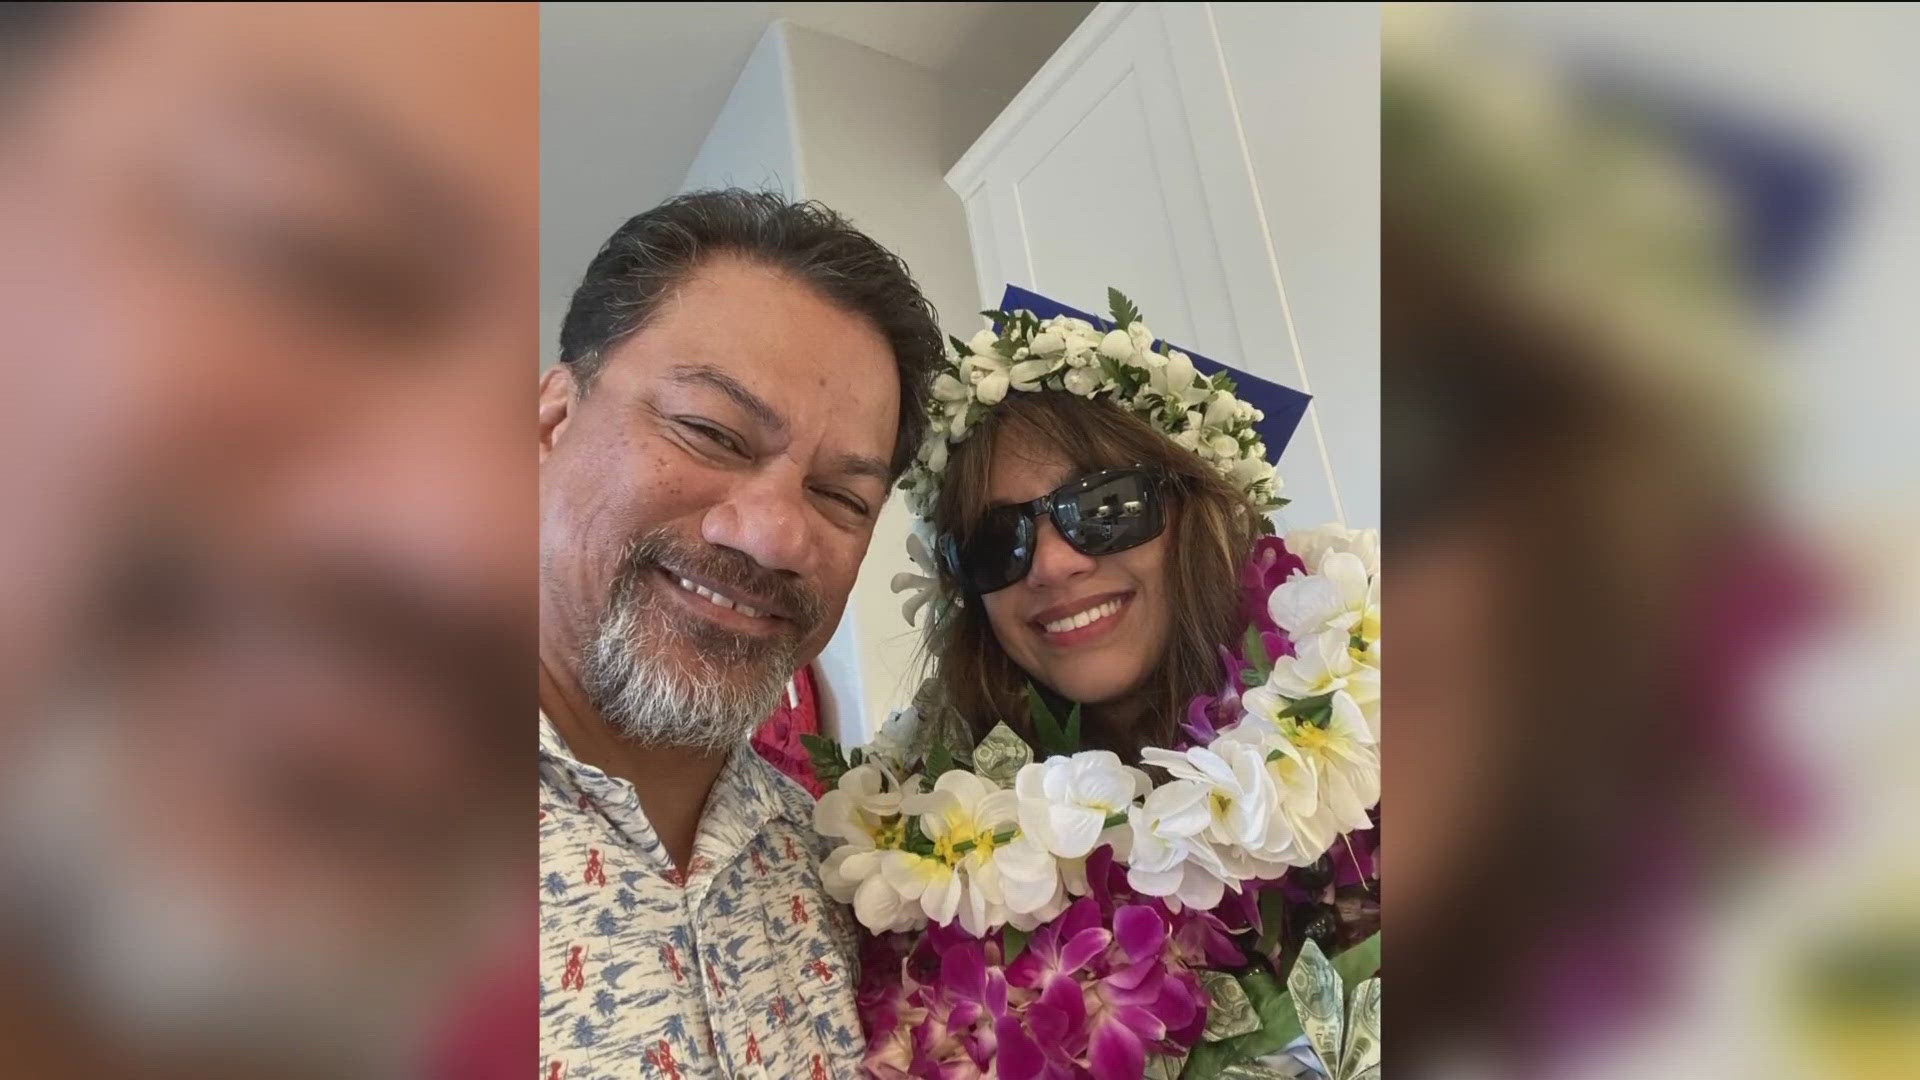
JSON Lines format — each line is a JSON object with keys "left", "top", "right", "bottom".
{"left": 537, "top": 713, "right": 805, "bottom": 830}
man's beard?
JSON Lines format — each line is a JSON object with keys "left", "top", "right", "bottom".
{"left": 580, "top": 529, "right": 824, "bottom": 753}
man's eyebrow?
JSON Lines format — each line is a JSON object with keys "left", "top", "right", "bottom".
{"left": 826, "top": 451, "right": 895, "bottom": 487}
{"left": 669, "top": 364, "right": 787, "bottom": 433}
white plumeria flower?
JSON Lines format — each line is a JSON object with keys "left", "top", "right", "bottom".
{"left": 1267, "top": 627, "right": 1380, "bottom": 736}
{"left": 817, "top": 765, "right": 930, "bottom": 926}
{"left": 1013, "top": 751, "right": 1150, "bottom": 860}
{"left": 991, "top": 834, "right": 1067, "bottom": 923}
{"left": 889, "top": 529, "right": 944, "bottom": 626}
{"left": 1140, "top": 742, "right": 1300, "bottom": 874}
{"left": 814, "top": 764, "right": 908, "bottom": 844}
{"left": 1098, "top": 328, "right": 1135, "bottom": 362}
{"left": 896, "top": 771, "right": 1023, "bottom": 935}
{"left": 1269, "top": 552, "right": 1379, "bottom": 647}
{"left": 1125, "top": 779, "right": 1235, "bottom": 911}
{"left": 1286, "top": 524, "right": 1381, "bottom": 578}
{"left": 1265, "top": 625, "right": 1361, "bottom": 701}
{"left": 1233, "top": 688, "right": 1380, "bottom": 864}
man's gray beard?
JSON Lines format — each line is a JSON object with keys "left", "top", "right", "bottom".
{"left": 580, "top": 540, "right": 809, "bottom": 753}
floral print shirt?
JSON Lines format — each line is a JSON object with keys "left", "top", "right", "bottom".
{"left": 539, "top": 717, "right": 863, "bottom": 1079}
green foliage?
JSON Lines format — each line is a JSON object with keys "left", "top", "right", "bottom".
{"left": 1241, "top": 625, "right": 1272, "bottom": 681}
{"left": 1001, "top": 924, "right": 1030, "bottom": 964}
{"left": 1108, "top": 286, "right": 1143, "bottom": 331}
{"left": 1025, "top": 683, "right": 1082, "bottom": 757}
{"left": 1255, "top": 888, "right": 1289, "bottom": 959}
{"left": 801, "top": 733, "right": 850, "bottom": 788}
{"left": 927, "top": 742, "right": 955, "bottom": 779}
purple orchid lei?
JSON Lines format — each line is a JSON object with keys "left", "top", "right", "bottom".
{"left": 859, "top": 847, "right": 1248, "bottom": 1080}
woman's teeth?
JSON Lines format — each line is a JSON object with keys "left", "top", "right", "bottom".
{"left": 1041, "top": 598, "right": 1123, "bottom": 635}
{"left": 675, "top": 575, "right": 766, "bottom": 619}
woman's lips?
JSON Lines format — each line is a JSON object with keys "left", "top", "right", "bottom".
{"left": 1031, "top": 591, "right": 1132, "bottom": 647}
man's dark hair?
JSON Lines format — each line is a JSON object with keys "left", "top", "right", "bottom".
{"left": 558, "top": 188, "right": 941, "bottom": 478}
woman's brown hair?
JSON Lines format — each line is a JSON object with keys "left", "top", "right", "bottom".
{"left": 927, "top": 391, "right": 1262, "bottom": 760}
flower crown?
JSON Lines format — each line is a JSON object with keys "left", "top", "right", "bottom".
{"left": 890, "top": 290, "right": 1285, "bottom": 626}
{"left": 900, "top": 289, "right": 1282, "bottom": 518}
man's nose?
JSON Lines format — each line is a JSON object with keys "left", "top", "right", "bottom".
{"left": 1022, "top": 516, "right": 1096, "bottom": 590}
{"left": 700, "top": 462, "right": 818, "bottom": 580}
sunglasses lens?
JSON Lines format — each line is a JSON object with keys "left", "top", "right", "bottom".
{"left": 956, "top": 506, "right": 1034, "bottom": 594}
{"left": 1056, "top": 471, "right": 1163, "bottom": 556}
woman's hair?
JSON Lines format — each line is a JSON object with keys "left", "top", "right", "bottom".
{"left": 927, "top": 392, "right": 1262, "bottom": 759}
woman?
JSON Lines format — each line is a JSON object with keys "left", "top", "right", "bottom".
{"left": 914, "top": 389, "right": 1263, "bottom": 761}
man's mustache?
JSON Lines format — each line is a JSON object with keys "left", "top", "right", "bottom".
{"left": 615, "top": 530, "right": 827, "bottom": 640}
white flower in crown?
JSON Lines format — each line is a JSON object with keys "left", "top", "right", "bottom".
{"left": 895, "top": 289, "right": 1285, "bottom": 607}
{"left": 890, "top": 526, "right": 946, "bottom": 627}
{"left": 1150, "top": 350, "right": 1212, "bottom": 410}
{"left": 1063, "top": 365, "right": 1102, "bottom": 397}
{"left": 963, "top": 329, "right": 1057, "bottom": 405}
{"left": 931, "top": 371, "right": 973, "bottom": 439}
{"left": 1127, "top": 320, "right": 1158, "bottom": 358}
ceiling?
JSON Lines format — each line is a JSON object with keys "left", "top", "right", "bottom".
{"left": 540, "top": 1, "right": 1094, "bottom": 359}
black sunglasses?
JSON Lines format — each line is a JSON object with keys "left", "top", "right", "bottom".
{"left": 940, "top": 467, "right": 1168, "bottom": 595}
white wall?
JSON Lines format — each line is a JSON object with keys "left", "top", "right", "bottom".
{"left": 1210, "top": 3, "right": 1380, "bottom": 528}
{"left": 682, "top": 24, "right": 805, "bottom": 198}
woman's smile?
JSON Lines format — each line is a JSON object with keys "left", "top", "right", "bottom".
{"left": 1028, "top": 590, "right": 1134, "bottom": 646}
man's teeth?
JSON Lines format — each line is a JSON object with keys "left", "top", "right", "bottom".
{"left": 1042, "top": 598, "right": 1123, "bottom": 635}
{"left": 675, "top": 576, "right": 766, "bottom": 619}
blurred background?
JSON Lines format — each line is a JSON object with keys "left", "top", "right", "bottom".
{"left": 1383, "top": 4, "right": 1920, "bottom": 1078}
{"left": 0, "top": 3, "right": 535, "bottom": 1077}
{"left": 541, "top": 1, "right": 1383, "bottom": 749}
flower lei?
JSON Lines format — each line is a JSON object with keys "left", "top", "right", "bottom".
{"left": 807, "top": 526, "right": 1382, "bottom": 1079}
{"left": 890, "top": 290, "right": 1283, "bottom": 629}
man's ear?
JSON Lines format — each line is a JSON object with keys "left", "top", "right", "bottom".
{"left": 538, "top": 365, "right": 576, "bottom": 462}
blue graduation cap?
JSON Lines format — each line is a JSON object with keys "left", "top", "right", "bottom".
{"left": 995, "top": 285, "right": 1311, "bottom": 466}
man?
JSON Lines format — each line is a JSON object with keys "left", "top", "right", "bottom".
{"left": 538, "top": 190, "right": 941, "bottom": 1077}
{"left": 0, "top": 5, "right": 536, "bottom": 1077}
